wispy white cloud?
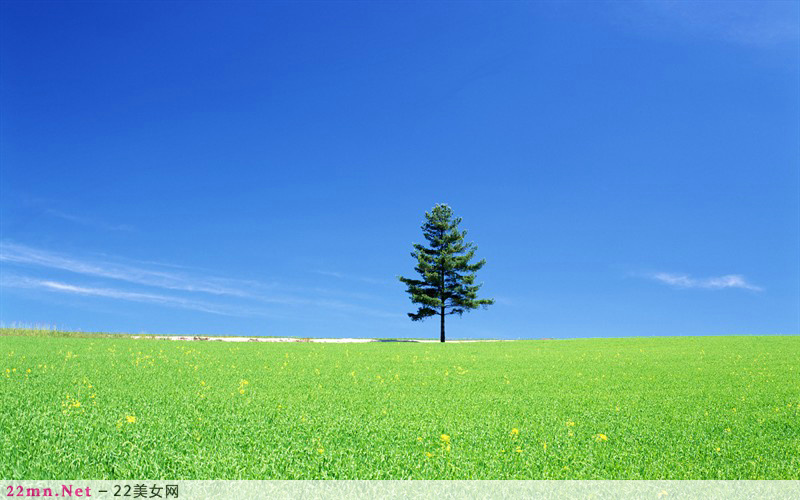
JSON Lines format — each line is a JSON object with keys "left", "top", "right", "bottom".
{"left": 43, "top": 209, "right": 134, "bottom": 232}
{"left": 650, "top": 272, "right": 763, "bottom": 291}
{"left": 0, "top": 275, "right": 264, "bottom": 317}
{"left": 0, "top": 242, "right": 399, "bottom": 319}
{"left": 0, "top": 242, "right": 258, "bottom": 298}
{"left": 311, "top": 269, "right": 392, "bottom": 285}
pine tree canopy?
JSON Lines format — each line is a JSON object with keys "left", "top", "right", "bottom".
{"left": 398, "top": 204, "right": 493, "bottom": 341}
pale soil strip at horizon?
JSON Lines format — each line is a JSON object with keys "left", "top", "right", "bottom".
{"left": 130, "top": 335, "right": 509, "bottom": 343}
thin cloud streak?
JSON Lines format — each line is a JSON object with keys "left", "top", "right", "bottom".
{"left": 0, "top": 242, "right": 399, "bottom": 319}
{"left": 0, "top": 242, "right": 259, "bottom": 298}
{"left": 650, "top": 272, "right": 763, "bottom": 291}
{"left": 44, "top": 209, "right": 134, "bottom": 232}
{"left": 311, "top": 269, "right": 393, "bottom": 285}
{"left": 1, "top": 275, "right": 266, "bottom": 317}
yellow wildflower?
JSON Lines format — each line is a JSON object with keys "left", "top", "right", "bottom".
{"left": 425, "top": 452, "right": 434, "bottom": 458}
{"left": 594, "top": 433, "right": 608, "bottom": 442}
{"left": 566, "top": 420, "right": 576, "bottom": 427}
{"left": 440, "top": 434, "right": 450, "bottom": 443}
{"left": 515, "top": 447, "right": 523, "bottom": 453}
{"left": 317, "top": 447, "right": 324, "bottom": 454}
{"left": 239, "top": 389, "right": 245, "bottom": 394}
{"left": 510, "top": 428, "right": 519, "bottom": 437}
{"left": 126, "top": 415, "right": 136, "bottom": 423}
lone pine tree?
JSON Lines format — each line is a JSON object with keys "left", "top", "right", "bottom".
{"left": 398, "top": 204, "right": 494, "bottom": 342}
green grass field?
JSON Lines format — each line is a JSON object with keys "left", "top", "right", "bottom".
{"left": 1, "top": 330, "right": 798, "bottom": 479}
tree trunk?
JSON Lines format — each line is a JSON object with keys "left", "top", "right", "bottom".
{"left": 440, "top": 306, "right": 445, "bottom": 342}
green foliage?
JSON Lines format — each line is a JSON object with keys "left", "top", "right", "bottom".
{"left": 399, "top": 204, "right": 493, "bottom": 341}
{"left": 1, "top": 334, "right": 798, "bottom": 479}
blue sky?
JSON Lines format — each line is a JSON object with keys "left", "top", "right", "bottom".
{"left": 1, "top": 1, "right": 798, "bottom": 339}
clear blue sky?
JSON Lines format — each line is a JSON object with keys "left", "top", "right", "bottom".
{"left": 1, "top": 1, "right": 798, "bottom": 339}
